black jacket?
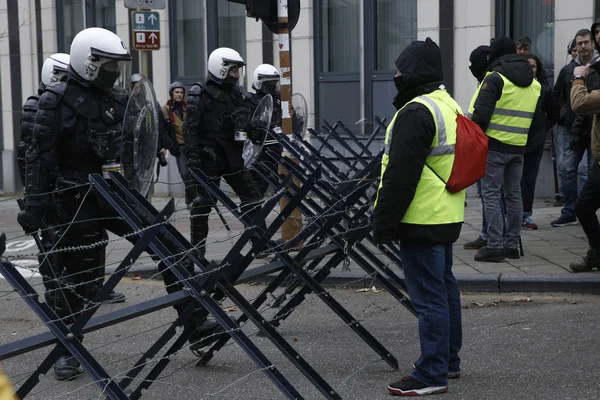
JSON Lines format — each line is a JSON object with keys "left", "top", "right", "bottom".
{"left": 526, "top": 79, "right": 556, "bottom": 152}
{"left": 372, "top": 38, "right": 462, "bottom": 245}
{"left": 553, "top": 59, "right": 581, "bottom": 130}
{"left": 471, "top": 54, "right": 543, "bottom": 154}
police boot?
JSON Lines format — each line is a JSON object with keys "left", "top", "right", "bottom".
{"left": 54, "top": 355, "right": 83, "bottom": 381}
{"left": 570, "top": 248, "right": 600, "bottom": 272}
{"left": 188, "top": 315, "right": 224, "bottom": 356}
{"left": 105, "top": 291, "right": 126, "bottom": 303}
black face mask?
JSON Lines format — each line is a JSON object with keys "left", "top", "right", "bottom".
{"left": 393, "top": 74, "right": 412, "bottom": 110}
{"left": 223, "top": 75, "right": 239, "bottom": 86}
{"left": 96, "top": 68, "right": 120, "bottom": 90}
{"left": 394, "top": 75, "right": 407, "bottom": 92}
{"left": 261, "top": 81, "right": 280, "bottom": 95}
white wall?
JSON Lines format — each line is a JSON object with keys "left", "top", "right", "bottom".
{"left": 553, "top": 0, "right": 594, "bottom": 82}
{"left": 453, "top": 0, "right": 494, "bottom": 112}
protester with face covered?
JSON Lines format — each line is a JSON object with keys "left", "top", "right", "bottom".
{"left": 468, "top": 37, "right": 542, "bottom": 262}
{"left": 373, "top": 38, "right": 465, "bottom": 397}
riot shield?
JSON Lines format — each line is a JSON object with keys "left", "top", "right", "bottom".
{"left": 120, "top": 77, "right": 159, "bottom": 196}
{"left": 243, "top": 94, "right": 273, "bottom": 168}
{"left": 291, "top": 93, "right": 308, "bottom": 137}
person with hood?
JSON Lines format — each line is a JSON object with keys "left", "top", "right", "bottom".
{"left": 566, "top": 20, "right": 600, "bottom": 272}
{"left": 552, "top": 29, "right": 597, "bottom": 227}
{"left": 463, "top": 45, "right": 505, "bottom": 250}
{"left": 373, "top": 38, "right": 464, "bottom": 396}
{"left": 469, "top": 37, "right": 542, "bottom": 262}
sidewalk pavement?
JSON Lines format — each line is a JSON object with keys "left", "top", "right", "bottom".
{"left": 1, "top": 194, "right": 599, "bottom": 293}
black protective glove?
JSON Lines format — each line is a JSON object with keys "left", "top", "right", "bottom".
{"left": 247, "top": 121, "right": 267, "bottom": 144}
{"left": 187, "top": 157, "right": 202, "bottom": 170}
{"left": 17, "top": 206, "right": 46, "bottom": 235}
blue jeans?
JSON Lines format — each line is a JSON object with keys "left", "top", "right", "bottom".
{"left": 560, "top": 145, "right": 592, "bottom": 217}
{"left": 477, "top": 180, "right": 505, "bottom": 240}
{"left": 556, "top": 125, "right": 591, "bottom": 215}
{"left": 401, "top": 243, "right": 462, "bottom": 386}
{"left": 481, "top": 151, "right": 523, "bottom": 250}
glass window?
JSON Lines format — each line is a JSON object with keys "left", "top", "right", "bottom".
{"left": 375, "top": 0, "right": 417, "bottom": 71}
{"left": 511, "top": 0, "right": 555, "bottom": 74}
{"left": 319, "top": 0, "right": 360, "bottom": 73}
{"left": 58, "top": 0, "right": 84, "bottom": 52}
{"left": 217, "top": 1, "right": 247, "bottom": 62}
{"left": 86, "top": 0, "right": 116, "bottom": 32}
{"left": 58, "top": 1, "right": 115, "bottom": 52}
{"left": 172, "top": 0, "right": 206, "bottom": 78}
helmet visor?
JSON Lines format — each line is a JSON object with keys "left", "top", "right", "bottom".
{"left": 261, "top": 80, "right": 280, "bottom": 95}
{"left": 97, "top": 59, "right": 132, "bottom": 92}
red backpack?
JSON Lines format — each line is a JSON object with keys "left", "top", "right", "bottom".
{"left": 427, "top": 113, "right": 488, "bottom": 193}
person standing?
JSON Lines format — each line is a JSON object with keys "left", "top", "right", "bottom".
{"left": 468, "top": 37, "right": 541, "bottom": 262}
{"left": 373, "top": 38, "right": 464, "bottom": 396}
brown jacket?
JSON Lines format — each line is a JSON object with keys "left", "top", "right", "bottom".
{"left": 161, "top": 101, "right": 186, "bottom": 145}
{"left": 571, "top": 79, "right": 600, "bottom": 162}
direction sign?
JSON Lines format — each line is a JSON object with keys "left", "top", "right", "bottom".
{"left": 132, "top": 11, "right": 160, "bottom": 51}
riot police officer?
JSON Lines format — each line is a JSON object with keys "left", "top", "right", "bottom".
{"left": 17, "top": 27, "right": 139, "bottom": 381}
{"left": 244, "top": 64, "right": 283, "bottom": 198}
{"left": 183, "top": 47, "right": 264, "bottom": 260}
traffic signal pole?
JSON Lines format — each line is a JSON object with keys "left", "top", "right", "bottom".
{"left": 277, "top": 0, "right": 303, "bottom": 243}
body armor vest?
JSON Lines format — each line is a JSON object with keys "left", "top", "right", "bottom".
{"left": 59, "top": 83, "right": 127, "bottom": 178}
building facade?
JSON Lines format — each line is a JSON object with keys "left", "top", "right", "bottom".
{"left": 0, "top": 0, "right": 597, "bottom": 197}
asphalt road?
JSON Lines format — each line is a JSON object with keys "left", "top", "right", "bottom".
{"left": 1, "top": 278, "right": 599, "bottom": 399}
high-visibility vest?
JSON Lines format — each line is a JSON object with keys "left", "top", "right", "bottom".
{"left": 468, "top": 72, "right": 540, "bottom": 146}
{"left": 375, "top": 89, "right": 466, "bottom": 225}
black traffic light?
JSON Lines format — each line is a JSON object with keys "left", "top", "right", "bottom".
{"left": 226, "top": 0, "right": 300, "bottom": 34}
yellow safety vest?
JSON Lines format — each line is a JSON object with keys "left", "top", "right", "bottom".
{"left": 375, "top": 89, "right": 466, "bottom": 225}
{"left": 468, "top": 72, "right": 540, "bottom": 146}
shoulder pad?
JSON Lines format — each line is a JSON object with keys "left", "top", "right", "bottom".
{"left": 37, "top": 83, "right": 67, "bottom": 110}
{"left": 188, "top": 82, "right": 204, "bottom": 96}
{"left": 22, "top": 95, "right": 39, "bottom": 112}
{"left": 62, "top": 84, "right": 88, "bottom": 112}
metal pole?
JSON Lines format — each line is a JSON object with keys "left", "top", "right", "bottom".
{"left": 277, "top": 0, "right": 303, "bottom": 242}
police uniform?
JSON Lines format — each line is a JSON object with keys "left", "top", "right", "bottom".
{"left": 183, "top": 80, "right": 262, "bottom": 255}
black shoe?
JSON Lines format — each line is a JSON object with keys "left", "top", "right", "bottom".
{"left": 551, "top": 215, "right": 578, "bottom": 227}
{"left": 106, "top": 291, "right": 126, "bottom": 303}
{"left": 463, "top": 237, "right": 487, "bottom": 250}
{"left": 570, "top": 248, "right": 600, "bottom": 272}
{"left": 412, "top": 363, "right": 461, "bottom": 380}
{"left": 388, "top": 376, "right": 448, "bottom": 396}
{"left": 54, "top": 355, "right": 83, "bottom": 381}
{"left": 189, "top": 318, "right": 224, "bottom": 354}
{"left": 474, "top": 247, "right": 505, "bottom": 262}
{"left": 504, "top": 248, "right": 520, "bottom": 260}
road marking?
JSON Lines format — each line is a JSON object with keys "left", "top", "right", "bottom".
{"left": 0, "top": 259, "right": 40, "bottom": 279}
{"left": 4, "top": 239, "right": 36, "bottom": 252}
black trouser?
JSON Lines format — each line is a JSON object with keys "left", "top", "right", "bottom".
{"left": 520, "top": 143, "right": 545, "bottom": 216}
{"left": 48, "top": 183, "right": 133, "bottom": 321}
{"left": 189, "top": 146, "right": 263, "bottom": 254}
{"left": 251, "top": 144, "right": 282, "bottom": 199}
{"left": 575, "top": 161, "right": 600, "bottom": 250}
{"left": 54, "top": 181, "right": 198, "bottom": 320}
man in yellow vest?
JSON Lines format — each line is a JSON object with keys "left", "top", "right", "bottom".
{"left": 373, "top": 38, "right": 464, "bottom": 397}
{"left": 468, "top": 37, "right": 542, "bottom": 262}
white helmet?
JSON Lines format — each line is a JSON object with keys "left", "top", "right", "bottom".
{"left": 252, "top": 64, "right": 280, "bottom": 94}
{"left": 40, "top": 53, "right": 70, "bottom": 87}
{"left": 207, "top": 47, "right": 245, "bottom": 84}
{"left": 69, "top": 27, "right": 132, "bottom": 90}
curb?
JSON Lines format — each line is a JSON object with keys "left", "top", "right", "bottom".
{"left": 113, "top": 265, "right": 600, "bottom": 294}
